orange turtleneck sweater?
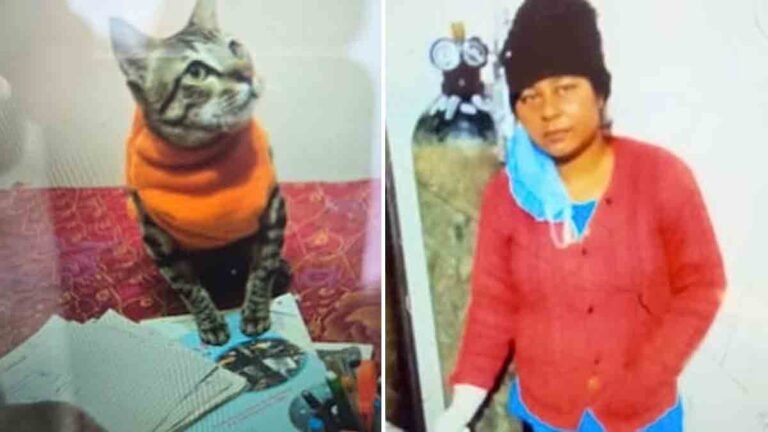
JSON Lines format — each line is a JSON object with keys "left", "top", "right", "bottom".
{"left": 125, "top": 110, "right": 276, "bottom": 251}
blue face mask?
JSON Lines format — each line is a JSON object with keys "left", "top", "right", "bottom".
{"left": 505, "top": 123, "right": 577, "bottom": 247}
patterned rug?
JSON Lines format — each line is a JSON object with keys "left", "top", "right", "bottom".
{"left": 0, "top": 180, "right": 381, "bottom": 365}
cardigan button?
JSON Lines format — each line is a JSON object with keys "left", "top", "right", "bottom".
{"left": 581, "top": 247, "right": 588, "bottom": 256}
{"left": 587, "top": 305, "right": 594, "bottom": 314}
{"left": 605, "top": 197, "right": 613, "bottom": 205}
{"left": 587, "top": 376, "right": 601, "bottom": 392}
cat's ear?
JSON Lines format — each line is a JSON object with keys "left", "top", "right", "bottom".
{"left": 188, "top": 0, "right": 219, "bottom": 30}
{"left": 109, "top": 17, "right": 154, "bottom": 86}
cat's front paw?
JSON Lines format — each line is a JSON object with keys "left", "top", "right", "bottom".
{"left": 199, "top": 322, "right": 230, "bottom": 346}
{"left": 240, "top": 314, "right": 271, "bottom": 337}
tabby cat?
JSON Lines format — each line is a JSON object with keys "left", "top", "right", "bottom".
{"left": 109, "top": 0, "right": 290, "bottom": 345}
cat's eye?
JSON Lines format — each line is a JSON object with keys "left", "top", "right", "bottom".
{"left": 187, "top": 63, "right": 209, "bottom": 81}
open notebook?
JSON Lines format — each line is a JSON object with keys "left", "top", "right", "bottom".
{"left": 0, "top": 294, "right": 332, "bottom": 432}
{"left": 0, "top": 310, "right": 246, "bottom": 432}
{"left": 141, "top": 293, "right": 332, "bottom": 432}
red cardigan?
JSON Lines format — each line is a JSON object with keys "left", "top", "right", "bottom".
{"left": 450, "top": 136, "right": 726, "bottom": 431}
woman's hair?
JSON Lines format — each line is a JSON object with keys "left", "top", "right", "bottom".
{"left": 501, "top": 0, "right": 612, "bottom": 107}
{"left": 599, "top": 105, "right": 613, "bottom": 133}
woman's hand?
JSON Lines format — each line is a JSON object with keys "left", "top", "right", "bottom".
{"left": 433, "top": 384, "right": 488, "bottom": 432}
{"left": 434, "top": 409, "right": 472, "bottom": 432}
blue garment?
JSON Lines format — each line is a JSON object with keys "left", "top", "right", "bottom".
{"left": 505, "top": 124, "right": 572, "bottom": 226}
{"left": 508, "top": 380, "right": 684, "bottom": 432}
{"left": 505, "top": 125, "right": 599, "bottom": 246}
{"left": 571, "top": 200, "right": 597, "bottom": 237}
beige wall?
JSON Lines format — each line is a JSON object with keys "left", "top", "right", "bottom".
{"left": 0, "top": 0, "right": 380, "bottom": 187}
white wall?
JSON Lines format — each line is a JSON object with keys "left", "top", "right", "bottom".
{"left": 387, "top": 0, "right": 768, "bottom": 430}
{"left": 0, "top": 0, "right": 380, "bottom": 187}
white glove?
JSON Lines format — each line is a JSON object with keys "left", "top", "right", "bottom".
{"left": 433, "top": 384, "right": 488, "bottom": 432}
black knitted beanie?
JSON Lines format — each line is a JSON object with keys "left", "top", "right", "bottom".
{"left": 501, "top": 0, "right": 611, "bottom": 104}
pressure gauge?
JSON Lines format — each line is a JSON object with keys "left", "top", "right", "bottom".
{"left": 429, "top": 38, "right": 461, "bottom": 71}
{"left": 462, "top": 37, "right": 488, "bottom": 68}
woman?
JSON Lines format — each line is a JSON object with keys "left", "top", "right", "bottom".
{"left": 435, "top": 0, "right": 726, "bottom": 431}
